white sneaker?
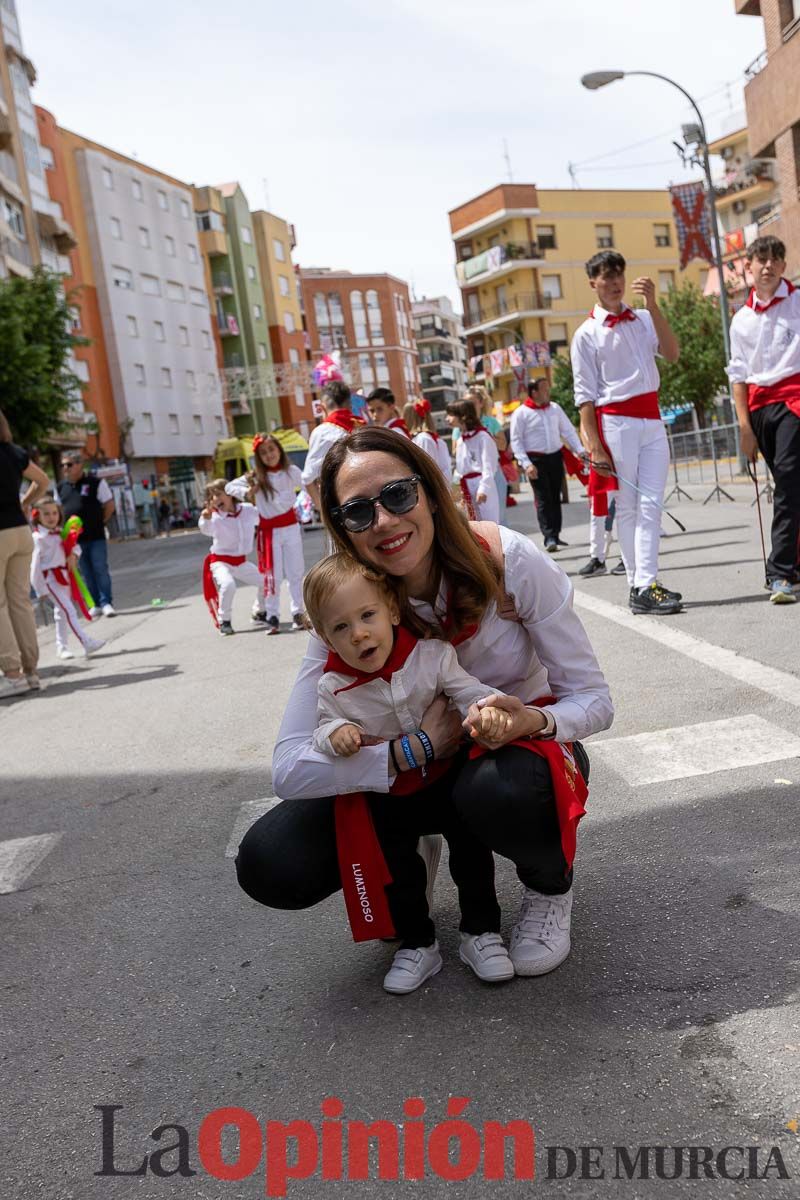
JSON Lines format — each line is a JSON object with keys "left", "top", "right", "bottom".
{"left": 89, "top": 606, "right": 102, "bottom": 618}
{"left": 383, "top": 941, "right": 443, "bottom": 995}
{"left": 83, "top": 638, "right": 106, "bottom": 657}
{"left": 510, "top": 887, "right": 573, "bottom": 976}
{"left": 418, "top": 834, "right": 442, "bottom": 912}
{"left": 0, "top": 675, "right": 29, "bottom": 700}
{"left": 102, "top": 604, "right": 116, "bottom": 617}
{"left": 459, "top": 932, "right": 515, "bottom": 982}
{"left": 57, "top": 647, "right": 75, "bottom": 660}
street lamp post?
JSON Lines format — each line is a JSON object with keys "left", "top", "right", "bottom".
{"left": 581, "top": 70, "right": 732, "bottom": 364}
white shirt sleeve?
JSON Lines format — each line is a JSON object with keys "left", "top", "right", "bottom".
{"left": 290, "top": 464, "right": 303, "bottom": 489}
{"left": 301, "top": 427, "right": 329, "bottom": 487}
{"left": 509, "top": 409, "right": 528, "bottom": 469}
{"left": 433, "top": 642, "right": 503, "bottom": 716}
{"left": 97, "top": 479, "right": 113, "bottom": 503}
{"left": 225, "top": 474, "right": 251, "bottom": 501}
{"left": 198, "top": 513, "right": 214, "bottom": 537}
{"left": 272, "top": 635, "right": 393, "bottom": 799}
{"left": 312, "top": 681, "right": 365, "bottom": 755}
{"left": 570, "top": 325, "right": 600, "bottom": 409}
{"left": 556, "top": 405, "right": 584, "bottom": 455}
{"left": 478, "top": 434, "right": 499, "bottom": 494}
{"left": 726, "top": 314, "right": 749, "bottom": 384}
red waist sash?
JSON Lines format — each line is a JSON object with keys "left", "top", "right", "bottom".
{"left": 589, "top": 392, "right": 660, "bottom": 516}
{"left": 561, "top": 447, "right": 589, "bottom": 487}
{"left": 459, "top": 472, "right": 481, "bottom": 520}
{"left": 256, "top": 508, "right": 298, "bottom": 595}
{"left": 44, "top": 564, "right": 92, "bottom": 620}
{"left": 747, "top": 371, "right": 800, "bottom": 419}
{"left": 202, "top": 553, "right": 246, "bottom": 627}
{"left": 468, "top": 695, "right": 588, "bottom": 870}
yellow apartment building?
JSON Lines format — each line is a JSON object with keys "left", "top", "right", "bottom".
{"left": 449, "top": 183, "right": 706, "bottom": 405}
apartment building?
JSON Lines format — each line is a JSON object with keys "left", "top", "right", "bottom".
{"left": 299, "top": 269, "right": 420, "bottom": 406}
{"left": 412, "top": 295, "right": 467, "bottom": 424}
{"left": 736, "top": 0, "right": 800, "bottom": 278}
{"left": 449, "top": 183, "right": 705, "bottom": 405}
{"left": 252, "top": 209, "right": 313, "bottom": 436}
{"left": 708, "top": 121, "right": 779, "bottom": 302}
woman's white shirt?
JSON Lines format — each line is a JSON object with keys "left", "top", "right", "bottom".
{"left": 272, "top": 526, "right": 613, "bottom": 800}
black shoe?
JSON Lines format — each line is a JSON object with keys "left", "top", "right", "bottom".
{"left": 292, "top": 612, "right": 307, "bottom": 630}
{"left": 251, "top": 610, "right": 268, "bottom": 625}
{"left": 544, "top": 540, "right": 558, "bottom": 553}
{"left": 556, "top": 538, "right": 569, "bottom": 547}
{"left": 653, "top": 579, "right": 682, "bottom": 602}
{"left": 578, "top": 557, "right": 607, "bottom": 577}
{"left": 610, "top": 560, "right": 627, "bottom": 576}
{"left": 218, "top": 620, "right": 234, "bottom": 636}
{"left": 266, "top": 616, "right": 280, "bottom": 636}
{"left": 628, "top": 583, "right": 682, "bottom": 615}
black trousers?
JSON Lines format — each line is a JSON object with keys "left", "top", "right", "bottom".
{"left": 529, "top": 451, "right": 565, "bottom": 543}
{"left": 751, "top": 403, "right": 800, "bottom": 580}
{"left": 236, "top": 745, "right": 588, "bottom": 949}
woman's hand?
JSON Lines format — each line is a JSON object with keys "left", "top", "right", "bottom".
{"left": 420, "top": 694, "right": 463, "bottom": 761}
{"left": 463, "top": 694, "right": 547, "bottom": 750}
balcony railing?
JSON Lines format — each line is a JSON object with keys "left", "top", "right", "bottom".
{"left": 716, "top": 158, "right": 775, "bottom": 198}
{"left": 465, "top": 291, "right": 553, "bottom": 327}
{"left": 744, "top": 48, "right": 767, "bottom": 80}
{"left": 456, "top": 240, "right": 546, "bottom": 284}
{"left": 212, "top": 271, "right": 234, "bottom": 295}
{"left": 0, "top": 233, "right": 32, "bottom": 266}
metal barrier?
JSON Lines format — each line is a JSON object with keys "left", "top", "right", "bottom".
{"left": 665, "top": 421, "right": 774, "bottom": 505}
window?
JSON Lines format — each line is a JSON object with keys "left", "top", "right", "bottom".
{"left": 541, "top": 274, "right": 562, "bottom": 300}
{"left": 168, "top": 412, "right": 179, "bottom": 433}
{"left": 161, "top": 368, "right": 172, "bottom": 388}
{"left": 166, "top": 280, "right": 185, "bottom": 302}
{"left": 134, "top": 363, "right": 146, "bottom": 385}
{"left": 359, "top": 353, "right": 375, "bottom": 387}
{"left": 253, "top": 303, "right": 263, "bottom": 319}
{"left": 536, "top": 224, "right": 557, "bottom": 250}
{"left": 180, "top": 198, "right": 191, "bottom": 219}
{"left": 190, "top": 287, "right": 207, "bottom": 307}
{"left": 141, "top": 274, "right": 160, "bottom": 296}
{"left": 187, "top": 243, "right": 198, "bottom": 263}
{"left": 102, "top": 167, "right": 114, "bottom": 190}
{"left": 279, "top": 275, "right": 290, "bottom": 297}
{"left": 466, "top": 293, "right": 481, "bottom": 326}
{"left": 273, "top": 238, "right": 286, "bottom": 261}
{"left": 193, "top": 415, "right": 203, "bottom": 434}
{"left": 179, "top": 325, "right": 189, "bottom": 345}
{"left": 215, "top": 415, "right": 224, "bottom": 435}
{"left": 202, "top": 330, "right": 211, "bottom": 349}
{"left": 595, "top": 224, "right": 614, "bottom": 249}
{"left": 654, "top": 223, "right": 671, "bottom": 248}
{"left": 164, "top": 235, "right": 176, "bottom": 257}
{"left": 126, "top": 315, "right": 138, "bottom": 337}
{"left": 157, "top": 190, "right": 168, "bottom": 211}
{"left": 112, "top": 265, "right": 133, "bottom": 290}
{"left": 494, "top": 283, "right": 508, "bottom": 313}
{"left": 289, "top": 347, "right": 300, "bottom": 365}
{"left": 110, "top": 217, "right": 122, "bottom": 240}
{"left": 138, "top": 226, "right": 150, "bottom": 248}
{"left": 40, "top": 145, "right": 54, "bottom": 171}
{"left": 186, "top": 370, "right": 197, "bottom": 390}
{"left": 284, "top": 311, "right": 296, "bottom": 333}
{"left": 4, "top": 197, "right": 25, "bottom": 240}
{"left": 241, "top": 226, "right": 252, "bottom": 244}
{"left": 132, "top": 179, "right": 143, "bottom": 202}
{"left": 196, "top": 210, "right": 224, "bottom": 233}
{"left": 141, "top": 411, "right": 154, "bottom": 433}
{"left": 547, "top": 322, "right": 568, "bottom": 356}
{"left": 366, "top": 290, "right": 384, "bottom": 344}
{"left": 154, "top": 320, "right": 165, "bottom": 342}
{"left": 258, "top": 343, "right": 268, "bottom": 360}
{"left": 294, "top": 385, "right": 306, "bottom": 408}
{"left": 659, "top": 270, "right": 675, "bottom": 294}
{"left": 247, "top": 265, "right": 256, "bottom": 281}
{"left": 375, "top": 352, "right": 390, "bottom": 384}
{"left": 351, "top": 290, "right": 368, "bottom": 345}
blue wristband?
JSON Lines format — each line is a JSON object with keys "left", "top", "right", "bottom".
{"left": 415, "top": 728, "right": 434, "bottom": 763}
{"left": 400, "top": 734, "right": 418, "bottom": 770}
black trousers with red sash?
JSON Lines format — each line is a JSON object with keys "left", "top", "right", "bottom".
{"left": 235, "top": 743, "right": 588, "bottom": 948}
{"left": 750, "top": 402, "right": 800, "bottom": 581}
{"left": 528, "top": 450, "right": 565, "bottom": 543}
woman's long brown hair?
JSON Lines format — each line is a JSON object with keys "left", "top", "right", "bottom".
{"left": 319, "top": 427, "right": 500, "bottom": 639}
{"left": 0, "top": 408, "right": 12, "bottom": 443}
{"left": 252, "top": 434, "right": 290, "bottom": 500}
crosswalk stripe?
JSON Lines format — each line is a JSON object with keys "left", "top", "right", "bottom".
{"left": 225, "top": 797, "right": 282, "bottom": 858}
{"left": 590, "top": 714, "right": 800, "bottom": 786}
{"left": 0, "top": 834, "right": 62, "bottom": 895}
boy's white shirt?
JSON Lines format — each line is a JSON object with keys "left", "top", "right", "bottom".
{"left": 30, "top": 527, "right": 79, "bottom": 596}
{"left": 313, "top": 638, "right": 500, "bottom": 755}
{"left": 198, "top": 503, "right": 259, "bottom": 556}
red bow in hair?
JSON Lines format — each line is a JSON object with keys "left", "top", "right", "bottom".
{"left": 252, "top": 433, "right": 267, "bottom": 452}
{"left": 414, "top": 398, "right": 431, "bottom": 416}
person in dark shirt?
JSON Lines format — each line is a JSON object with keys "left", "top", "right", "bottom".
{"left": 58, "top": 450, "right": 116, "bottom": 617}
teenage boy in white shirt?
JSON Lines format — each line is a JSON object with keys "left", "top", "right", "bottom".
{"left": 510, "top": 378, "right": 584, "bottom": 553}
{"left": 571, "top": 250, "right": 683, "bottom": 615}
{"left": 728, "top": 235, "right": 800, "bottom": 605}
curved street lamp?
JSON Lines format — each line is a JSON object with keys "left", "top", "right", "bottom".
{"left": 580, "top": 70, "right": 731, "bottom": 364}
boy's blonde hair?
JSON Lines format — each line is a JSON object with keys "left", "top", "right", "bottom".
{"left": 303, "top": 554, "right": 399, "bottom": 637}
{"left": 205, "top": 478, "right": 229, "bottom": 504}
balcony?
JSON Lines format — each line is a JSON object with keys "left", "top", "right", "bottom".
{"left": 456, "top": 240, "right": 545, "bottom": 285}
{"left": 212, "top": 271, "right": 234, "bottom": 295}
{"left": 0, "top": 98, "right": 11, "bottom": 151}
{"left": 36, "top": 205, "right": 78, "bottom": 252}
{"left": 200, "top": 228, "right": 227, "bottom": 258}
{"left": 715, "top": 158, "right": 775, "bottom": 204}
{"left": 0, "top": 233, "right": 33, "bottom": 276}
{"left": 464, "top": 291, "right": 553, "bottom": 332}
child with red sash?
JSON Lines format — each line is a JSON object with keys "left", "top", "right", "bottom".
{"left": 366, "top": 386, "right": 411, "bottom": 437}
{"left": 199, "top": 480, "right": 264, "bottom": 636}
{"left": 229, "top": 434, "right": 305, "bottom": 635}
{"left": 303, "top": 553, "right": 515, "bottom": 994}
{"left": 571, "top": 250, "right": 683, "bottom": 614}
{"left": 728, "top": 235, "right": 800, "bottom": 605}
{"left": 446, "top": 397, "right": 501, "bottom": 523}
{"left": 301, "top": 381, "right": 365, "bottom": 514}
{"left": 30, "top": 498, "right": 105, "bottom": 659}
{"left": 403, "top": 399, "right": 452, "bottom": 479}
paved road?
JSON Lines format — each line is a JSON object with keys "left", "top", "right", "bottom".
{"left": 2, "top": 485, "right": 798, "bottom": 1198}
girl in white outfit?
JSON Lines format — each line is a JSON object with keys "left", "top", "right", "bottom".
{"left": 403, "top": 400, "right": 452, "bottom": 481}
{"left": 198, "top": 480, "right": 264, "bottom": 636}
{"left": 30, "top": 498, "right": 104, "bottom": 659}
{"left": 447, "top": 397, "right": 500, "bottom": 523}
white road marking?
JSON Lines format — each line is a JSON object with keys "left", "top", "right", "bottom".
{"left": 225, "top": 797, "right": 282, "bottom": 858}
{"left": 591, "top": 715, "right": 800, "bottom": 786}
{"left": 573, "top": 589, "right": 800, "bottom": 709}
{"left": 0, "top": 833, "right": 62, "bottom": 895}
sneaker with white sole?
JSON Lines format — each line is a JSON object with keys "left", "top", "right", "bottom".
{"left": 102, "top": 604, "right": 116, "bottom": 617}
{"left": 383, "top": 941, "right": 443, "bottom": 994}
{"left": 89, "top": 606, "right": 102, "bottom": 619}
{"left": 418, "top": 834, "right": 441, "bottom": 912}
{"left": 770, "top": 579, "right": 797, "bottom": 605}
{"left": 57, "top": 647, "right": 75, "bottom": 660}
{"left": 0, "top": 675, "right": 29, "bottom": 700}
{"left": 25, "top": 673, "right": 42, "bottom": 691}
{"left": 459, "top": 932, "right": 515, "bottom": 982}
{"left": 510, "top": 887, "right": 573, "bottom": 977}
{"left": 83, "top": 638, "right": 106, "bottom": 658}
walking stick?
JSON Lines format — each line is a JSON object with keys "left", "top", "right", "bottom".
{"left": 585, "top": 458, "right": 688, "bottom": 533}
{"left": 747, "top": 459, "right": 769, "bottom": 588}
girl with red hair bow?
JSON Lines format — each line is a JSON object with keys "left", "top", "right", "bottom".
{"left": 403, "top": 400, "right": 452, "bottom": 480}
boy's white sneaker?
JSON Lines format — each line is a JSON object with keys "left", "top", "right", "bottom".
{"left": 102, "top": 604, "right": 116, "bottom": 617}
{"left": 0, "top": 675, "right": 29, "bottom": 699}
{"left": 383, "top": 941, "right": 443, "bottom": 995}
{"left": 57, "top": 647, "right": 75, "bottom": 660}
{"left": 83, "top": 638, "right": 106, "bottom": 658}
{"left": 509, "top": 887, "right": 573, "bottom": 976}
{"left": 459, "top": 932, "right": 515, "bottom": 982}
{"left": 89, "top": 606, "right": 102, "bottom": 618}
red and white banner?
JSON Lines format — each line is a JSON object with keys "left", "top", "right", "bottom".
{"left": 669, "top": 182, "right": 714, "bottom": 269}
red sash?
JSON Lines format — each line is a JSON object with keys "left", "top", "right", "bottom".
{"left": 589, "top": 391, "right": 660, "bottom": 516}
{"left": 747, "top": 371, "right": 800, "bottom": 419}
{"left": 324, "top": 409, "right": 365, "bottom": 433}
{"left": 44, "top": 563, "right": 90, "bottom": 618}
{"left": 468, "top": 694, "right": 588, "bottom": 869}
{"left": 561, "top": 447, "right": 589, "bottom": 486}
{"left": 256, "top": 509, "right": 298, "bottom": 594}
{"left": 459, "top": 473, "right": 480, "bottom": 520}
{"left": 523, "top": 399, "right": 550, "bottom": 410}
{"left": 202, "top": 553, "right": 246, "bottom": 627}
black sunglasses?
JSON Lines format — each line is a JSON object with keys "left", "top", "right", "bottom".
{"left": 330, "top": 475, "right": 422, "bottom": 533}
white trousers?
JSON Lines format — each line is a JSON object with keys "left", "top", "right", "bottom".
{"left": 210, "top": 560, "right": 264, "bottom": 623}
{"left": 589, "top": 512, "right": 608, "bottom": 562}
{"left": 601, "top": 416, "right": 669, "bottom": 589}
{"left": 42, "top": 574, "right": 95, "bottom": 651}
{"left": 464, "top": 476, "right": 500, "bottom": 524}
{"left": 265, "top": 524, "right": 305, "bottom": 620}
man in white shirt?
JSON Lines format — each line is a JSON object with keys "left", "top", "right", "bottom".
{"left": 510, "top": 379, "right": 584, "bottom": 552}
{"left": 728, "top": 235, "right": 800, "bottom": 605}
{"left": 301, "top": 381, "right": 363, "bottom": 512}
{"left": 571, "top": 250, "right": 682, "bottom": 615}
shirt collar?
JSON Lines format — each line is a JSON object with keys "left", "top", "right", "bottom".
{"left": 747, "top": 277, "right": 795, "bottom": 312}
{"left": 592, "top": 302, "right": 632, "bottom": 324}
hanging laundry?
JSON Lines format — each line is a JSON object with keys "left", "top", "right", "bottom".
{"left": 508, "top": 345, "right": 523, "bottom": 368}
{"left": 489, "top": 348, "right": 507, "bottom": 375}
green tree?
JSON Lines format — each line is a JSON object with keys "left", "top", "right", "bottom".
{"left": 550, "top": 352, "right": 579, "bottom": 425}
{"left": 656, "top": 280, "right": 727, "bottom": 428}
{"left": 0, "top": 268, "right": 86, "bottom": 447}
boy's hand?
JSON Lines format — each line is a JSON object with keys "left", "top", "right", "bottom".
{"left": 631, "top": 276, "right": 656, "bottom": 310}
{"left": 330, "top": 724, "right": 363, "bottom": 757}
{"left": 474, "top": 705, "right": 514, "bottom": 743}
{"left": 66, "top": 553, "right": 77, "bottom": 571}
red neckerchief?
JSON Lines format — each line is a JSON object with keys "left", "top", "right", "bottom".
{"left": 324, "top": 409, "right": 364, "bottom": 433}
{"left": 387, "top": 417, "right": 411, "bottom": 437}
{"left": 265, "top": 464, "right": 283, "bottom": 473}
{"left": 221, "top": 504, "right": 241, "bottom": 519}
{"left": 324, "top": 625, "right": 417, "bottom": 693}
{"left": 523, "top": 399, "right": 550, "bottom": 411}
{"left": 461, "top": 426, "right": 488, "bottom": 441}
{"left": 595, "top": 306, "right": 636, "bottom": 329}
{"left": 745, "top": 278, "right": 796, "bottom": 313}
